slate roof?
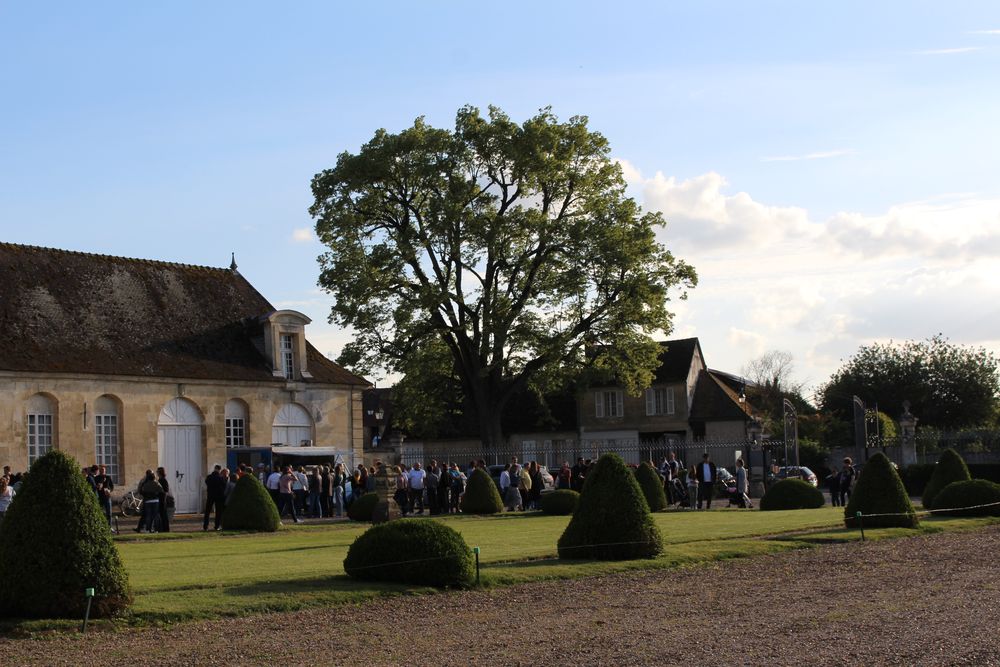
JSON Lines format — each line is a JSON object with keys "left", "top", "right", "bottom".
{"left": 0, "top": 243, "right": 367, "bottom": 386}
{"left": 651, "top": 338, "right": 702, "bottom": 384}
{"left": 688, "top": 369, "right": 755, "bottom": 422}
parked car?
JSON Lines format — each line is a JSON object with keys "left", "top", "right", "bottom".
{"left": 768, "top": 466, "right": 818, "bottom": 487}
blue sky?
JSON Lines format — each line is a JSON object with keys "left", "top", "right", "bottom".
{"left": 2, "top": 2, "right": 999, "bottom": 396}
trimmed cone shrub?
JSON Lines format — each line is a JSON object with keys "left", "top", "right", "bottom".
{"left": 760, "top": 479, "right": 825, "bottom": 511}
{"left": 0, "top": 450, "right": 131, "bottom": 618}
{"left": 932, "top": 479, "right": 1000, "bottom": 517}
{"left": 540, "top": 489, "right": 580, "bottom": 515}
{"left": 922, "top": 448, "right": 971, "bottom": 510}
{"left": 460, "top": 468, "right": 503, "bottom": 515}
{"left": 347, "top": 492, "right": 379, "bottom": 521}
{"left": 558, "top": 453, "right": 663, "bottom": 560}
{"left": 222, "top": 474, "right": 280, "bottom": 532}
{"left": 634, "top": 462, "right": 668, "bottom": 512}
{"left": 844, "top": 452, "right": 918, "bottom": 528}
{"left": 343, "top": 519, "right": 474, "bottom": 588}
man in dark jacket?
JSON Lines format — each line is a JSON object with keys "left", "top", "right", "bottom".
{"left": 696, "top": 453, "right": 717, "bottom": 510}
{"left": 203, "top": 464, "right": 227, "bottom": 531}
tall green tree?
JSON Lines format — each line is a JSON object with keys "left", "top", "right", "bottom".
{"left": 310, "top": 106, "right": 696, "bottom": 447}
{"left": 820, "top": 335, "right": 999, "bottom": 431}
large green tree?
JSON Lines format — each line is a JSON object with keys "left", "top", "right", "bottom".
{"left": 311, "top": 106, "right": 696, "bottom": 447}
{"left": 820, "top": 335, "right": 999, "bottom": 431}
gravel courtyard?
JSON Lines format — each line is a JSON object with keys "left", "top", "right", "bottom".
{"left": 4, "top": 524, "right": 999, "bottom": 666}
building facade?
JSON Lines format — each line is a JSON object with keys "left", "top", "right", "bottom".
{"left": 0, "top": 244, "right": 368, "bottom": 513}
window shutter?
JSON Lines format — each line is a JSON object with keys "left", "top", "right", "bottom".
{"left": 595, "top": 392, "right": 604, "bottom": 418}
{"left": 667, "top": 388, "right": 675, "bottom": 415}
{"left": 645, "top": 389, "right": 654, "bottom": 415}
{"left": 616, "top": 391, "right": 624, "bottom": 417}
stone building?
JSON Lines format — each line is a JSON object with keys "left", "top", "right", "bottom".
{"left": 0, "top": 243, "right": 368, "bottom": 512}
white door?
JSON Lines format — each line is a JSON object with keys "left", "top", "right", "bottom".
{"left": 158, "top": 426, "right": 203, "bottom": 513}
{"left": 157, "top": 398, "right": 205, "bottom": 514}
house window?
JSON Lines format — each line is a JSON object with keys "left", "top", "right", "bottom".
{"left": 595, "top": 390, "right": 623, "bottom": 418}
{"left": 95, "top": 414, "right": 119, "bottom": 483}
{"left": 280, "top": 334, "right": 295, "bottom": 380}
{"left": 27, "top": 413, "right": 54, "bottom": 467}
{"left": 225, "top": 399, "right": 249, "bottom": 448}
{"left": 645, "top": 387, "right": 676, "bottom": 416}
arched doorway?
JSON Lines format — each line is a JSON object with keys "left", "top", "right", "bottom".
{"left": 157, "top": 398, "right": 204, "bottom": 513}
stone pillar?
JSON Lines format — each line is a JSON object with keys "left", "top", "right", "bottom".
{"left": 371, "top": 463, "right": 400, "bottom": 524}
{"left": 899, "top": 401, "right": 918, "bottom": 466}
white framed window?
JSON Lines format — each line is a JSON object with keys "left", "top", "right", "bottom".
{"left": 595, "top": 390, "right": 623, "bottom": 418}
{"left": 225, "top": 399, "right": 249, "bottom": 448}
{"left": 280, "top": 334, "right": 295, "bottom": 380}
{"left": 645, "top": 387, "right": 676, "bottom": 416}
{"left": 272, "top": 403, "right": 313, "bottom": 446}
{"left": 27, "top": 393, "right": 56, "bottom": 468}
{"left": 95, "top": 414, "right": 119, "bottom": 483}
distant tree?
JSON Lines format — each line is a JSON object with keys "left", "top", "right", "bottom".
{"left": 312, "top": 105, "right": 696, "bottom": 447}
{"left": 741, "top": 350, "right": 814, "bottom": 436}
{"left": 820, "top": 336, "right": 999, "bottom": 431}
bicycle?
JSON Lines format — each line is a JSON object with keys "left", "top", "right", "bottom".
{"left": 120, "top": 490, "right": 143, "bottom": 517}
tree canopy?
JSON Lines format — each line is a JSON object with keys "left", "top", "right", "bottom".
{"left": 311, "top": 106, "right": 696, "bottom": 446}
{"left": 820, "top": 335, "right": 999, "bottom": 431}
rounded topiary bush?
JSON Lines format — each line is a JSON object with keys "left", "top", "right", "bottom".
{"left": 931, "top": 479, "right": 1000, "bottom": 516}
{"left": 0, "top": 450, "right": 131, "bottom": 618}
{"left": 558, "top": 453, "right": 662, "bottom": 560}
{"left": 221, "top": 474, "right": 280, "bottom": 532}
{"left": 347, "top": 492, "right": 379, "bottom": 521}
{"left": 922, "top": 448, "right": 971, "bottom": 510}
{"left": 634, "top": 462, "right": 668, "bottom": 512}
{"left": 844, "top": 452, "right": 918, "bottom": 528}
{"left": 760, "top": 479, "right": 825, "bottom": 511}
{"left": 343, "top": 519, "right": 474, "bottom": 588}
{"left": 460, "top": 468, "right": 503, "bottom": 515}
{"left": 540, "top": 489, "right": 580, "bottom": 515}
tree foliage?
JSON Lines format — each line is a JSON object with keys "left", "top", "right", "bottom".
{"left": 311, "top": 105, "right": 696, "bottom": 446}
{"left": 820, "top": 335, "right": 999, "bottom": 431}
{"left": 741, "top": 350, "right": 815, "bottom": 437}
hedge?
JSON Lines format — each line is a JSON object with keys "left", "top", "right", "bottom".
{"left": 0, "top": 450, "right": 131, "bottom": 618}
{"left": 759, "top": 479, "right": 825, "bottom": 511}
{"left": 922, "top": 449, "right": 971, "bottom": 510}
{"left": 634, "top": 462, "right": 668, "bottom": 512}
{"left": 558, "top": 453, "right": 662, "bottom": 560}
{"left": 540, "top": 489, "right": 579, "bottom": 515}
{"left": 931, "top": 479, "right": 1000, "bottom": 516}
{"left": 347, "top": 492, "right": 379, "bottom": 521}
{"left": 343, "top": 519, "right": 474, "bottom": 588}
{"left": 222, "top": 474, "right": 281, "bottom": 532}
{"left": 844, "top": 452, "right": 918, "bottom": 528}
{"left": 460, "top": 468, "right": 503, "bottom": 515}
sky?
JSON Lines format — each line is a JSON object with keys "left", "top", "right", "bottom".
{"left": 2, "top": 1, "right": 999, "bottom": 400}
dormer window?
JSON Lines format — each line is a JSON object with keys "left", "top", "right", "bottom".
{"left": 280, "top": 334, "right": 295, "bottom": 379}
{"left": 261, "top": 310, "right": 313, "bottom": 380}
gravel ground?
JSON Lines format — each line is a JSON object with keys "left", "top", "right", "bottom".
{"left": 4, "top": 525, "right": 999, "bottom": 666}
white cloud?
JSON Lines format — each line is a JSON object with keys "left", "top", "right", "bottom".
{"left": 291, "top": 227, "right": 316, "bottom": 243}
{"left": 620, "top": 161, "right": 1000, "bottom": 391}
{"left": 967, "top": 30, "right": 1000, "bottom": 35}
{"left": 912, "top": 47, "right": 982, "bottom": 55}
{"left": 760, "top": 149, "right": 855, "bottom": 162}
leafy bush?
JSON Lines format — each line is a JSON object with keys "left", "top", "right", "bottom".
{"left": 969, "top": 464, "right": 1000, "bottom": 484}
{"left": 540, "top": 489, "right": 580, "bottom": 515}
{"left": 922, "top": 449, "right": 971, "bottom": 510}
{"left": 558, "top": 453, "right": 662, "bottom": 560}
{"left": 222, "top": 475, "right": 280, "bottom": 532}
{"left": 0, "top": 450, "right": 131, "bottom": 618}
{"left": 931, "top": 479, "right": 1000, "bottom": 516}
{"left": 634, "top": 462, "right": 667, "bottom": 512}
{"left": 898, "top": 464, "right": 935, "bottom": 497}
{"left": 343, "top": 519, "right": 474, "bottom": 588}
{"left": 460, "top": 468, "right": 503, "bottom": 515}
{"left": 347, "top": 492, "right": 379, "bottom": 521}
{"left": 844, "top": 452, "right": 918, "bottom": 528}
{"left": 759, "top": 479, "right": 825, "bottom": 511}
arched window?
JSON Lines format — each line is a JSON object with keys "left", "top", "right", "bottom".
{"left": 225, "top": 399, "right": 249, "bottom": 448}
{"left": 94, "top": 394, "right": 122, "bottom": 483}
{"left": 27, "top": 393, "right": 57, "bottom": 468}
{"left": 272, "top": 403, "right": 313, "bottom": 446}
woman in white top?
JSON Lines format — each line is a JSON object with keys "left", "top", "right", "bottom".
{"left": 0, "top": 477, "right": 15, "bottom": 520}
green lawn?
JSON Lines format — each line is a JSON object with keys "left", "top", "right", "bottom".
{"left": 7, "top": 507, "right": 997, "bottom": 632}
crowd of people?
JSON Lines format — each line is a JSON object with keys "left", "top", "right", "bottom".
{"left": 825, "top": 457, "right": 857, "bottom": 506}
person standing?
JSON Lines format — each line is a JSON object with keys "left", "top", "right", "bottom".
{"left": 686, "top": 464, "right": 699, "bottom": 510}
{"left": 331, "top": 463, "right": 346, "bottom": 517}
{"left": 425, "top": 463, "right": 440, "bottom": 515}
{"left": 734, "top": 458, "right": 751, "bottom": 509}
{"left": 156, "top": 466, "right": 171, "bottom": 533}
{"left": 320, "top": 465, "right": 332, "bottom": 517}
{"left": 407, "top": 462, "right": 426, "bottom": 515}
{"left": 0, "top": 477, "right": 15, "bottom": 527}
{"left": 528, "top": 461, "right": 543, "bottom": 510}
{"left": 278, "top": 465, "right": 301, "bottom": 523}
{"left": 393, "top": 465, "right": 410, "bottom": 516}
{"left": 203, "top": 464, "right": 227, "bottom": 531}
{"left": 438, "top": 461, "right": 451, "bottom": 513}
{"left": 571, "top": 457, "right": 586, "bottom": 492}
{"left": 697, "top": 453, "right": 717, "bottom": 510}
{"left": 308, "top": 466, "right": 322, "bottom": 518}
{"left": 94, "top": 464, "right": 114, "bottom": 526}
{"left": 137, "top": 470, "right": 163, "bottom": 533}
{"left": 266, "top": 465, "right": 282, "bottom": 507}
{"left": 826, "top": 466, "right": 841, "bottom": 507}
{"left": 839, "top": 458, "right": 856, "bottom": 506}
{"left": 293, "top": 466, "right": 309, "bottom": 515}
